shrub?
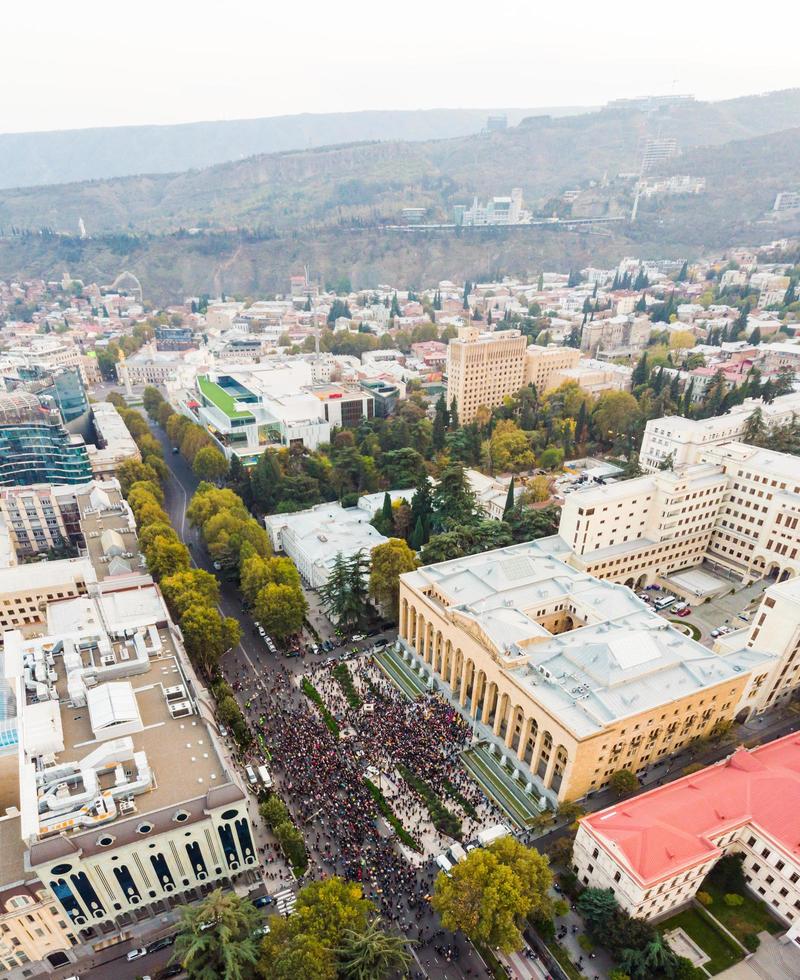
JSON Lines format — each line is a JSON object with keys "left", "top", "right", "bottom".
{"left": 274, "top": 820, "right": 308, "bottom": 874}
{"left": 609, "top": 972, "right": 631, "bottom": 980}
{"left": 696, "top": 891, "right": 713, "bottom": 906}
{"left": 397, "top": 764, "right": 462, "bottom": 840}
{"left": 553, "top": 898, "right": 570, "bottom": 917}
{"left": 301, "top": 678, "right": 340, "bottom": 738}
{"left": 333, "top": 663, "right": 362, "bottom": 710}
{"left": 260, "top": 795, "right": 289, "bottom": 828}
{"left": 363, "top": 778, "right": 422, "bottom": 852}
{"left": 723, "top": 892, "right": 744, "bottom": 907}
{"left": 744, "top": 933, "right": 760, "bottom": 952}
{"left": 578, "top": 934, "right": 594, "bottom": 952}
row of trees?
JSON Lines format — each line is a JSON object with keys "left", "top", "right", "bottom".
{"left": 142, "top": 385, "right": 229, "bottom": 482}
{"left": 110, "top": 399, "right": 242, "bottom": 677}
{"left": 172, "top": 880, "right": 410, "bottom": 980}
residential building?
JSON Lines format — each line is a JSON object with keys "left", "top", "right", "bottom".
{"left": 397, "top": 542, "right": 768, "bottom": 803}
{"left": 0, "top": 484, "right": 84, "bottom": 559}
{"left": 86, "top": 402, "right": 141, "bottom": 480}
{"left": 773, "top": 191, "right": 800, "bottom": 212}
{"left": 464, "top": 469, "right": 520, "bottom": 520}
{"left": 550, "top": 358, "right": 632, "bottom": 395}
{"left": 573, "top": 734, "right": 800, "bottom": 937}
{"left": 638, "top": 392, "right": 800, "bottom": 472}
{"left": 446, "top": 327, "right": 528, "bottom": 423}
{"left": 155, "top": 324, "right": 194, "bottom": 351}
{"left": 640, "top": 138, "right": 679, "bottom": 174}
{"left": 0, "top": 392, "right": 92, "bottom": 488}
{"left": 265, "top": 503, "right": 388, "bottom": 589}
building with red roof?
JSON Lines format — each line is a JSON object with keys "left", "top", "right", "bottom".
{"left": 573, "top": 733, "right": 800, "bottom": 938}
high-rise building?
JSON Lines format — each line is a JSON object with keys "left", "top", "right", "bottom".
{"left": 446, "top": 327, "right": 528, "bottom": 423}
{"left": 0, "top": 392, "right": 92, "bottom": 488}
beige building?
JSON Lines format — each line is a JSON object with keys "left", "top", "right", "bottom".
{"left": 558, "top": 442, "right": 800, "bottom": 588}
{"left": 638, "top": 391, "right": 800, "bottom": 472}
{"left": 574, "top": 735, "right": 800, "bottom": 937}
{"left": 523, "top": 345, "right": 581, "bottom": 393}
{"left": 86, "top": 403, "right": 141, "bottom": 479}
{"left": 446, "top": 326, "right": 527, "bottom": 423}
{"left": 397, "top": 542, "right": 768, "bottom": 804}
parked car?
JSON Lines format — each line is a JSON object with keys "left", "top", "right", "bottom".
{"left": 213, "top": 561, "right": 222, "bottom": 571}
{"left": 245, "top": 765, "right": 258, "bottom": 786}
{"left": 257, "top": 625, "right": 266, "bottom": 638}
{"left": 147, "top": 935, "right": 176, "bottom": 953}
{"left": 127, "top": 947, "right": 148, "bottom": 962}
{"left": 636, "top": 592, "right": 650, "bottom": 602}
{"left": 156, "top": 965, "right": 183, "bottom": 979}
{"left": 253, "top": 895, "right": 274, "bottom": 908}
{"left": 352, "top": 633, "right": 365, "bottom": 642}
{"left": 676, "top": 606, "right": 692, "bottom": 617}
{"left": 172, "top": 446, "right": 180, "bottom": 454}
{"left": 218, "top": 724, "right": 228, "bottom": 738}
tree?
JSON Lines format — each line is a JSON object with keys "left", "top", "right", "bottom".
{"left": 172, "top": 888, "right": 261, "bottom": 980}
{"left": 180, "top": 605, "right": 241, "bottom": 673}
{"left": 336, "top": 918, "right": 412, "bottom": 980}
{"left": 161, "top": 569, "right": 220, "bottom": 617}
{"left": 292, "top": 877, "right": 372, "bottom": 950}
{"left": 318, "top": 551, "right": 368, "bottom": 627}
{"left": 432, "top": 839, "right": 552, "bottom": 953}
{"left": 410, "top": 476, "right": 434, "bottom": 546}
{"left": 187, "top": 485, "right": 248, "bottom": 529}
{"left": 259, "top": 927, "right": 336, "bottom": 980}
{"left": 592, "top": 391, "right": 641, "bottom": 448}
{"left": 432, "top": 394, "right": 449, "bottom": 452}
{"left": 369, "top": 539, "right": 418, "bottom": 618}
{"left": 378, "top": 448, "right": 425, "bottom": 488}
{"left": 193, "top": 445, "right": 229, "bottom": 483}
{"left": 432, "top": 463, "right": 478, "bottom": 530}
{"left": 631, "top": 352, "right": 649, "bottom": 387}
{"left": 372, "top": 492, "right": 395, "bottom": 536}
{"left": 117, "top": 459, "right": 160, "bottom": 495}
{"left": 538, "top": 447, "right": 564, "bottom": 471}
{"left": 669, "top": 330, "right": 696, "bottom": 350}
{"left": 577, "top": 888, "right": 619, "bottom": 931}
{"left": 142, "top": 385, "right": 165, "bottom": 419}
{"left": 609, "top": 769, "right": 639, "bottom": 796}
{"left": 145, "top": 536, "right": 191, "bottom": 579}
{"left": 503, "top": 477, "right": 515, "bottom": 519}
{"left": 490, "top": 420, "right": 536, "bottom": 473}
{"left": 254, "top": 583, "right": 307, "bottom": 640}
{"left": 241, "top": 555, "right": 300, "bottom": 606}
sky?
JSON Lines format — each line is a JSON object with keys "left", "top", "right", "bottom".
{"left": 3, "top": 0, "right": 798, "bottom": 134}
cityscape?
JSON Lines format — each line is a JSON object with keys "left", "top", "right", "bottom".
{"left": 2, "top": 7, "right": 800, "bottom": 980}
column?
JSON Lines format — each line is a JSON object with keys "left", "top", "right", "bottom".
{"left": 481, "top": 683, "right": 495, "bottom": 725}
{"left": 504, "top": 708, "right": 518, "bottom": 748}
{"left": 529, "top": 727, "right": 544, "bottom": 774}
{"left": 459, "top": 661, "right": 470, "bottom": 707}
{"left": 517, "top": 717, "right": 532, "bottom": 761}
{"left": 493, "top": 695, "right": 507, "bottom": 737}
{"left": 543, "top": 751, "right": 558, "bottom": 790}
{"left": 471, "top": 673, "right": 484, "bottom": 720}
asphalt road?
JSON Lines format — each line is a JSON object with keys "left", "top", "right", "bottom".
{"left": 144, "top": 423, "right": 488, "bottom": 980}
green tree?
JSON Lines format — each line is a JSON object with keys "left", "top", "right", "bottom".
{"left": 180, "top": 605, "right": 241, "bottom": 674}
{"left": 432, "top": 463, "right": 478, "bottom": 530}
{"left": 432, "top": 394, "right": 449, "bottom": 452}
{"left": 187, "top": 485, "right": 248, "bottom": 529}
{"left": 410, "top": 476, "right": 434, "bottom": 545}
{"left": 117, "top": 459, "right": 160, "bottom": 495}
{"left": 241, "top": 555, "right": 301, "bottom": 606}
{"left": 336, "top": 917, "right": 412, "bottom": 980}
{"left": 142, "top": 385, "right": 165, "bottom": 419}
{"left": 537, "top": 447, "right": 564, "bottom": 471}
{"left": 609, "top": 768, "right": 639, "bottom": 796}
{"left": 432, "top": 839, "right": 552, "bottom": 953}
{"left": 369, "top": 539, "right": 418, "bottom": 618}
{"left": 144, "top": 536, "right": 191, "bottom": 579}
{"left": 318, "top": 551, "right": 368, "bottom": 627}
{"left": 193, "top": 445, "right": 229, "bottom": 483}
{"left": 592, "top": 391, "right": 641, "bottom": 448}
{"left": 577, "top": 888, "right": 619, "bottom": 931}
{"left": 172, "top": 888, "right": 260, "bottom": 980}
{"left": 161, "top": 568, "right": 220, "bottom": 617}
{"left": 503, "top": 477, "right": 515, "bottom": 519}
{"left": 490, "top": 420, "right": 536, "bottom": 472}
{"left": 372, "top": 492, "right": 395, "bottom": 536}
{"left": 259, "top": 927, "right": 336, "bottom": 980}
{"left": 378, "top": 448, "right": 426, "bottom": 488}
{"left": 254, "top": 583, "right": 307, "bottom": 640}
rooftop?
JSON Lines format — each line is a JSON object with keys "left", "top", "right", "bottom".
{"left": 581, "top": 734, "right": 800, "bottom": 885}
{"left": 403, "top": 543, "right": 770, "bottom": 738}
{"left": 197, "top": 374, "right": 255, "bottom": 421}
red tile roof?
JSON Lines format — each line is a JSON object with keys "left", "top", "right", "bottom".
{"left": 581, "top": 734, "right": 800, "bottom": 885}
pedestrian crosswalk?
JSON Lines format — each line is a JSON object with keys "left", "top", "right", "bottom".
{"left": 273, "top": 887, "right": 297, "bottom": 916}
{"left": 496, "top": 947, "right": 548, "bottom": 980}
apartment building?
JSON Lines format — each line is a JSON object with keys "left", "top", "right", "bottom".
{"left": 639, "top": 392, "right": 800, "bottom": 472}
{"left": 573, "top": 734, "right": 800, "bottom": 937}
{"left": 558, "top": 442, "right": 800, "bottom": 588}
{"left": 523, "top": 345, "right": 581, "bottom": 393}
{"left": 446, "top": 327, "right": 528, "bottom": 423}
{"left": 397, "top": 542, "right": 768, "bottom": 803}
{"left": 86, "top": 402, "right": 141, "bottom": 480}
{"left": 0, "top": 484, "right": 84, "bottom": 559}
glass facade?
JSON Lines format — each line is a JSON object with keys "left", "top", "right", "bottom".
{"left": 0, "top": 392, "right": 92, "bottom": 487}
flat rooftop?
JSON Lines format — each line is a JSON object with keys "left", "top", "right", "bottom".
{"left": 76, "top": 482, "right": 144, "bottom": 580}
{"left": 582, "top": 734, "right": 800, "bottom": 885}
{"left": 403, "top": 542, "right": 771, "bottom": 738}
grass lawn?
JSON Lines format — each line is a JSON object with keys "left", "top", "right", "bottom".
{"left": 703, "top": 881, "right": 782, "bottom": 944}
{"left": 669, "top": 618, "right": 702, "bottom": 640}
{"left": 660, "top": 906, "right": 742, "bottom": 974}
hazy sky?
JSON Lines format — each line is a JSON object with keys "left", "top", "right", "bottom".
{"left": 3, "top": 0, "right": 798, "bottom": 134}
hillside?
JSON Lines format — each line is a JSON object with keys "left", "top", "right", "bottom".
{"left": 1, "top": 89, "right": 799, "bottom": 239}
{"left": 0, "top": 105, "right": 590, "bottom": 190}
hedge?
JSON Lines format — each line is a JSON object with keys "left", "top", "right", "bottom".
{"left": 398, "top": 763, "right": 462, "bottom": 840}
{"left": 333, "top": 663, "right": 362, "bottom": 710}
{"left": 363, "top": 778, "right": 422, "bottom": 852}
{"left": 301, "top": 678, "right": 341, "bottom": 739}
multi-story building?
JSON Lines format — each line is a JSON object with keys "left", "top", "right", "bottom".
{"left": 573, "top": 734, "right": 800, "bottom": 938}
{"left": 638, "top": 392, "right": 800, "bottom": 472}
{"left": 558, "top": 442, "right": 800, "bottom": 588}
{"left": 86, "top": 402, "right": 141, "bottom": 480}
{"left": 0, "top": 484, "right": 84, "bottom": 559}
{"left": 397, "top": 541, "right": 769, "bottom": 803}
{"left": 154, "top": 324, "right": 194, "bottom": 351}
{"left": 446, "top": 327, "right": 528, "bottom": 423}
{"left": 523, "top": 346, "right": 582, "bottom": 393}
{"left": 0, "top": 392, "right": 92, "bottom": 488}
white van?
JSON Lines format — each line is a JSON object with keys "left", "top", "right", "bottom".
{"left": 245, "top": 765, "right": 258, "bottom": 786}
{"left": 655, "top": 595, "right": 676, "bottom": 611}
{"left": 257, "top": 765, "right": 273, "bottom": 789}
{"left": 448, "top": 842, "right": 468, "bottom": 863}
{"left": 435, "top": 854, "right": 454, "bottom": 876}
{"left": 477, "top": 824, "right": 511, "bottom": 847}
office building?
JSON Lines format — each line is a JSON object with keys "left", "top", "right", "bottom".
{"left": 446, "top": 327, "right": 528, "bottom": 423}
{"left": 0, "top": 392, "right": 92, "bottom": 488}
{"left": 523, "top": 346, "right": 582, "bottom": 393}
{"left": 397, "top": 542, "right": 769, "bottom": 803}
{"left": 573, "top": 734, "right": 800, "bottom": 936}
{"left": 638, "top": 392, "right": 800, "bottom": 472}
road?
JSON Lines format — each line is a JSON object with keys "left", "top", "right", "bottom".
{"left": 143, "top": 423, "right": 488, "bottom": 980}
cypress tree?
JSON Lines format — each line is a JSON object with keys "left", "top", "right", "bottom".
{"left": 503, "top": 477, "right": 515, "bottom": 519}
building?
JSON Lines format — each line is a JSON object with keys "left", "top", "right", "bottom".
{"left": 265, "top": 502, "right": 388, "bottom": 589}
{"left": 464, "top": 469, "right": 520, "bottom": 520}
{"left": 155, "top": 324, "right": 194, "bottom": 351}
{"left": 455, "top": 189, "right": 528, "bottom": 226}
{"left": 86, "top": 402, "right": 141, "bottom": 479}
{"left": 550, "top": 358, "right": 632, "bottom": 395}
{"left": 640, "top": 137, "right": 679, "bottom": 174}
{"left": 184, "top": 365, "right": 373, "bottom": 465}
{"left": 397, "top": 541, "right": 769, "bottom": 803}
{"left": 558, "top": 441, "right": 800, "bottom": 589}
{"left": 446, "top": 327, "right": 528, "bottom": 423}
{"left": 573, "top": 734, "right": 800, "bottom": 936}
{"left": 523, "top": 346, "right": 582, "bottom": 393}
{"left": 638, "top": 392, "right": 800, "bottom": 472}
{"left": 773, "top": 191, "right": 800, "bottom": 212}
{"left": 10, "top": 365, "right": 91, "bottom": 435}
{"left": 0, "top": 392, "right": 92, "bottom": 488}
{"left": 359, "top": 379, "right": 400, "bottom": 418}
{"left": 116, "top": 349, "right": 182, "bottom": 388}
{"left": 0, "top": 484, "right": 83, "bottom": 560}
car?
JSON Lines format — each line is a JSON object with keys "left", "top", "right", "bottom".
{"left": 156, "top": 965, "right": 183, "bottom": 979}
{"left": 352, "top": 633, "right": 365, "bottom": 641}
{"left": 257, "top": 625, "right": 266, "bottom": 637}
{"left": 710, "top": 627, "right": 723, "bottom": 638}
{"left": 253, "top": 894, "right": 274, "bottom": 908}
{"left": 172, "top": 446, "right": 180, "bottom": 454}
{"left": 218, "top": 723, "right": 228, "bottom": 737}
{"left": 254, "top": 923, "right": 271, "bottom": 936}
{"left": 676, "top": 607, "right": 692, "bottom": 617}
{"left": 738, "top": 612, "right": 750, "bottom": 621}
{"left": 245, "top": 765, "right": 258, "bottom": 785}
{"left": 311, "top": 643, "right": 319, "bottom": 654}
{"left": 213, "top": 561, "right": 222, "bottom": 571}
{"left": 366, "top": 628, "right": 380, "bottom": 637}
{"left": 127, "top": 947, "right": 148, "bottom": 961}
{"left": 147, "top": 935, "right": 176, "bottom": 953}
{"left": 636, "top": 592, "right": 650, "bottom": 602}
